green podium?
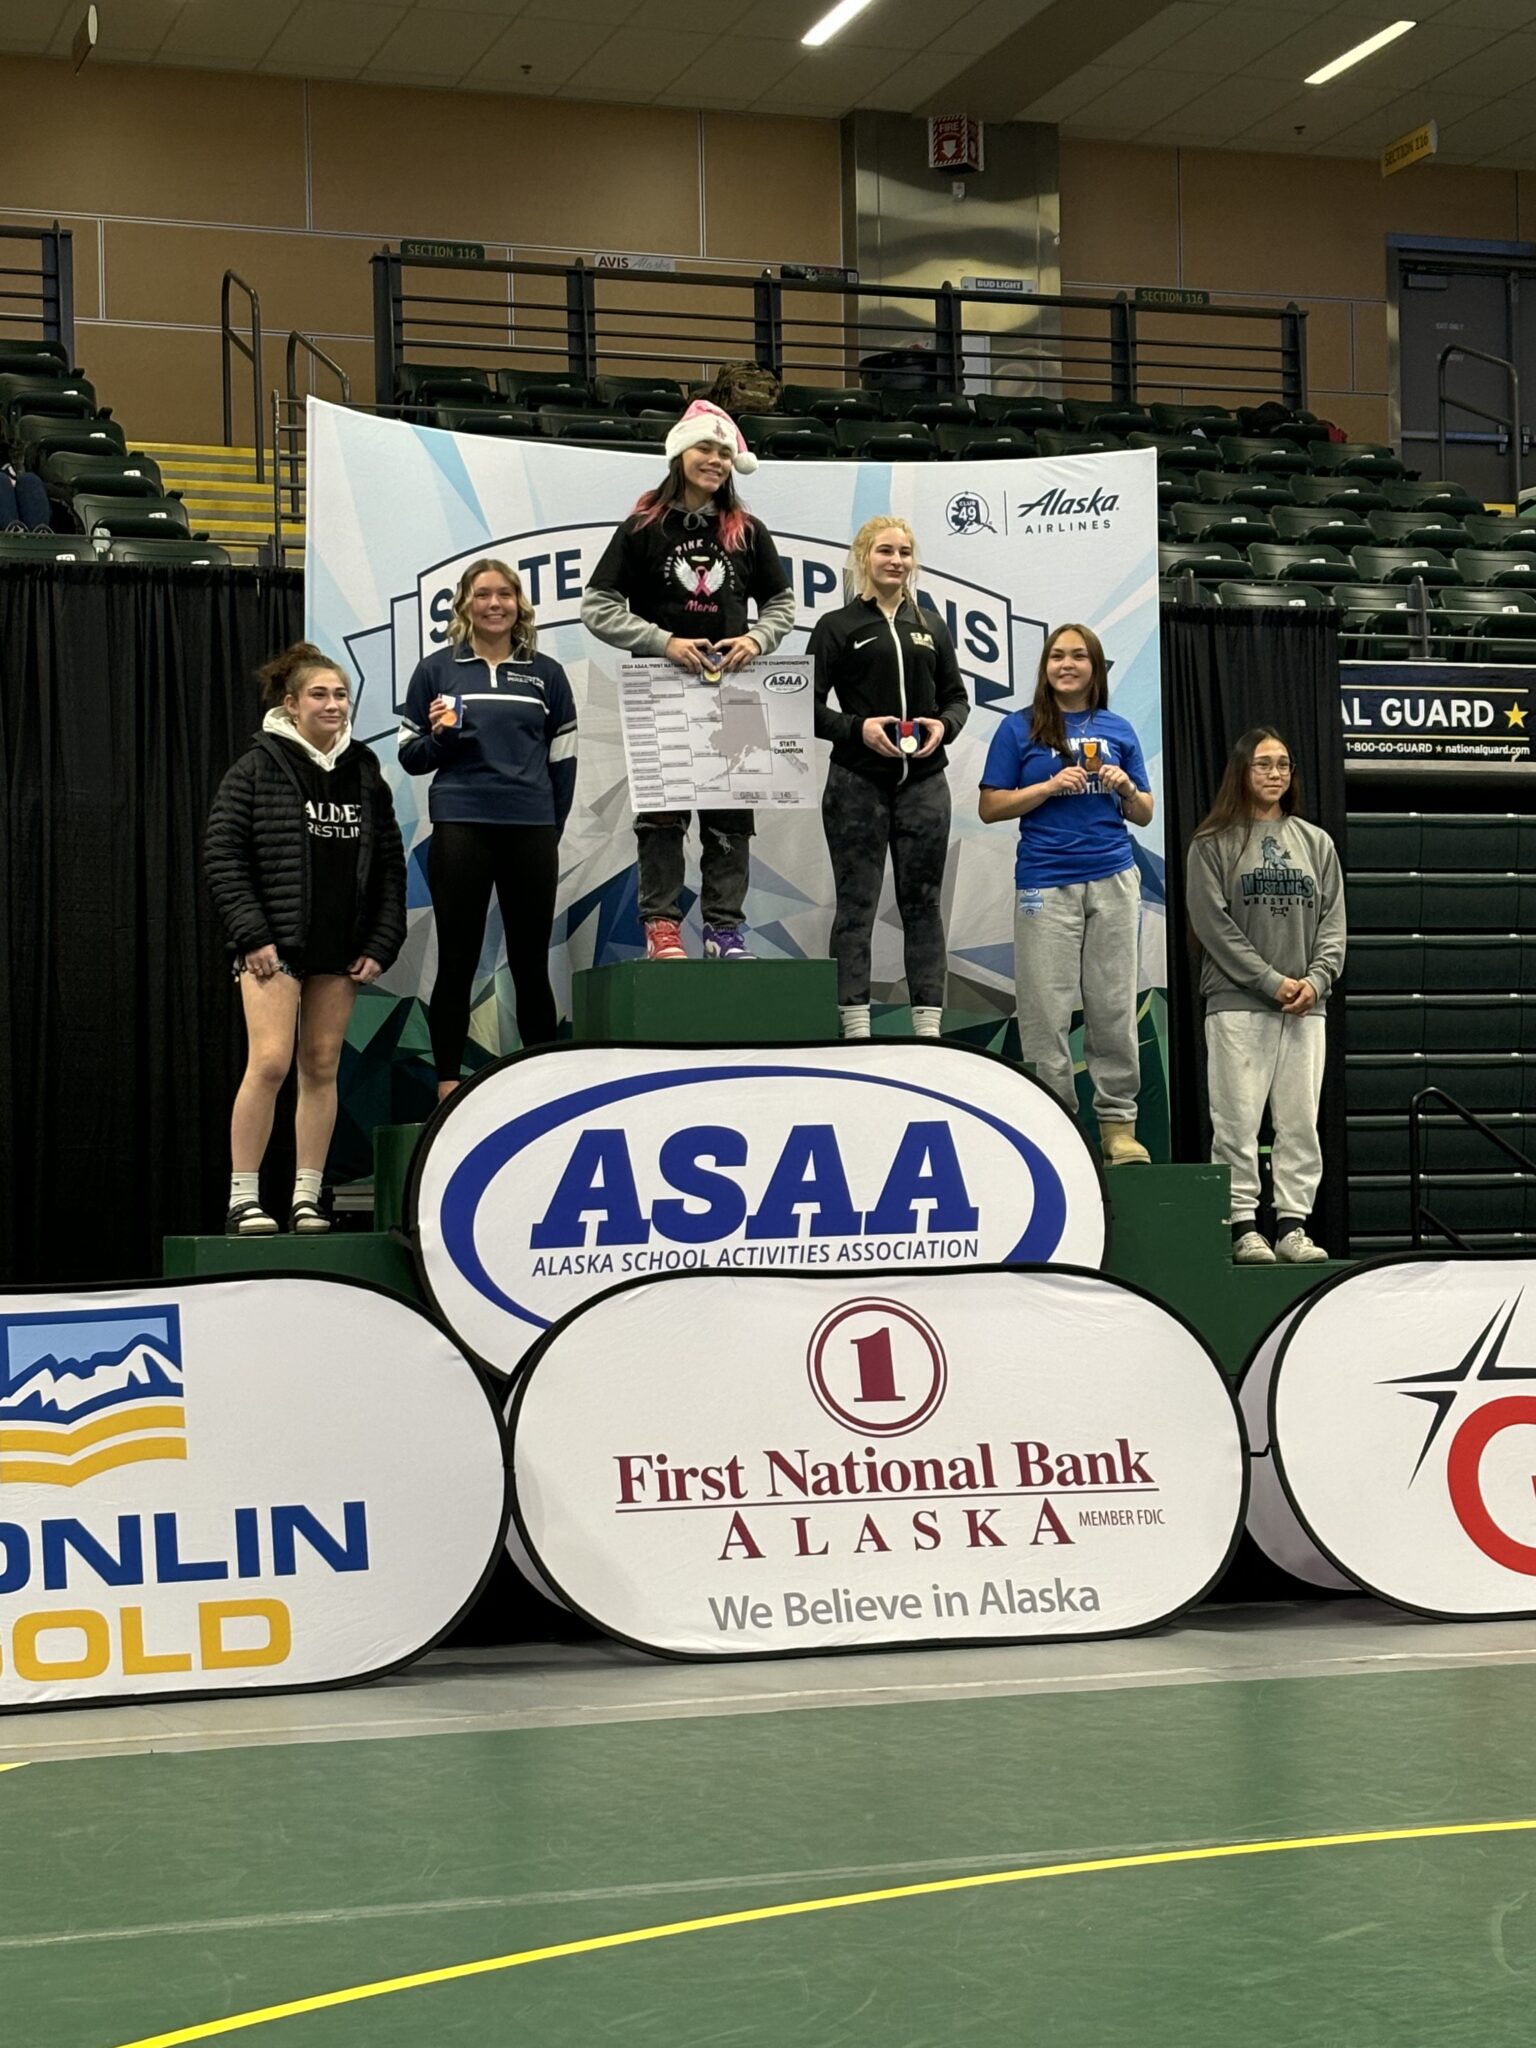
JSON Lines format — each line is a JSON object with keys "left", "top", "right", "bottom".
{"left": 571, "top": 959, "right": 838, "bottom": 1044}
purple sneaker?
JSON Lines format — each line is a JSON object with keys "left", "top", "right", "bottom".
{"left": 702, "top": 923, "right": 752, "bottom": 961}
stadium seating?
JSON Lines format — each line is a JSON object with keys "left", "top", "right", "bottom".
{"left": 781, "top": 385, "right": 880, "bottom": 423}
{"left": 594, "top": 376, "right": 684, "bottom": 415}
{"left": 974, "top": 396, "right": 1065, "bottom": 430}
{"left": 1169, "top": 501, "right": 1276, "bottom": 545}
{"left": 1218, "top": 436, "right": 1310, "bottom": 476}
{"left": 431, "top": 406, "right": 540, "bottom": 437}
{"left": 72, "top": 493, "right": 191, "bottom": 541}
{"left": 1215, "top": 581, "right": 1333, "bottom": 610}
{"left": 1197, "top": 471, "right": 1295, "bottom": 508}
{"left": 834, "top": 418, "right": 938, "bottom": 460}
{"left": 1452, "top": 547, "right": 1536, "bottom": 589}
{"left": 1269, "top": 505, "right": 1373, "bottom": 547}
{"left": 1129, "top": 432, "right": 1222, "bottom": 472}
{"left": 0, "top": 531, "right": 94, "bottom": 562}
{"left": 1247, "top": 541, "right": 1358, "bottom": 584}
{"left": 1366, "top": 509, "right": 1470, "bottom": 549}
{"left": 1349, "top": 545, "right": 1458, "bottom": 586}
{"left": 1334, "top": 584, "right": 1436, "bottom": 658}
{"left": 740, "top": 415, "right": 836, "bottom": 460}
{"left": 1158, "top": 541, "right": 1249, "bottom": 584}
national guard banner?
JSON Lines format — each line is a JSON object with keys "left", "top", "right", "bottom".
{"left": 305, "top": 400, "right": 1162, "bottom": 1063}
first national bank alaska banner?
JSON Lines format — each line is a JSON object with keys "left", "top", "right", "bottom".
{"left": 305, "top": 399, "right": 1164, "bottom": 1031}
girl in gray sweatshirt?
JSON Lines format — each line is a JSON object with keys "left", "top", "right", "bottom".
{"left": 1186, "top": 727, "right": 1346, "bottom": 1266}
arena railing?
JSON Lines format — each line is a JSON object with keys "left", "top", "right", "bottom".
{"left": 221, "top": 270, "right": 265, "bottom": 482}
{"left": 368, "top": 249, "right": 1308, "bottom": 413}
{"left": 0, "top": 222, "right": 74, "bottom": 359}
{"left": 1408, "top": 1086, "right": 1536, "bottom": 1250}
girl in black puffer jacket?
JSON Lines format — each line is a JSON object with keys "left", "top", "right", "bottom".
{"left": 205, "top": 643, "right": 406, "bottom": 1236}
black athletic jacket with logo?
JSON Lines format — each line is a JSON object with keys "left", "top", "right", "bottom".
{"left": 808, "top": 595, "right": 970, "bottom": 785}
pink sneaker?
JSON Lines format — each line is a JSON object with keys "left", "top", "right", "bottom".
{"left": 644, "top": 918, "right": 686, "bottom": 960}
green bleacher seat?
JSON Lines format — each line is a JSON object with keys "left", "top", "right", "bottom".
{"left": 1158, "top": 478, "right": 1203, "bottom": 513}
{"left": 594, "top": 376, "right": 684, "bottom": 416}
{"left": 1269, "top": 505, "right": 1373, "bottom": 546}
{"left": 1037, "top": 429, "right": 1126, "bottom": 457}
{"left": 1158, "top": 540, "right": 1247, "bottom": 583}
{"left": 406, "top": 376, "right": 499, "bottom": 409}
{"left": 1451, "top": 547, "right": 1536, "bottom": 589}
{"left": 1158, "top": 577, "right": 1215, "bottom": 605}
{"left": 1218, "top": 435, "right": 1309, "bottom": 476}
{"left": 1268, "top": 419, "right": 1334, "bottom": 449}
{"left": 1151, "top": 404, "right": 1239, "bottom": 434}
{"left": 1248, "top": 541, "right": 1357, "bottom": 584}
{"left": 1170, "top": 502, "right": 1275, "bottom": 545}
{"left": 887, "top": 395, "right": 974, "bottom": 428}
{"left": 539, "top": 411, "right": 634, "bottom": 442}
{"left": 0, "top": 373, "right": 97, "bottom": 428}
{"left": 974, "top": 396, "right": 1065, "bottom": 431}
{"left": 12, "top": 415, "right": 125, "bottom": 466}
{"left": 934, "top": 424, "right": 1034, "bottom": 460}
{"left": 41, "top": 451, "right": 164, "bottom": 497}
{"left": 106, "top": 538, "right": 232, "bottom": 567}
{"left": 1310, "top": 442, "right": 1406, "bottom": 480}
{"left": 0, "top": 339, "right": 69, "bottom": 376}
{"left": 433, "top": 406, "right": 540, "bottom": 437}
{"left": 1384, "top": 479, "right": 1484, "bottom": 515}
{"left": 746, "top": 421, "right": 836, "bottom": 460}
{"left": 1347, "top": 1052, "right": 1536, "bottom": 1115}
{"left": 1215, "top": 581, "right": 1334, "bottom": 610}
{"left": 1196, "top": 471, "right": 1295, "bottom": 508}
{"left": 495, "top": 372, "right": 595, "bottom": 410}
{"left": 1435, "top": 586, "right": 1536, "bottom": 659}
{"left": 1349, "top": 544, "right": 1457, "bottom": 586}
{"left": 1127, "top": 432, "right": 1221, "bottom": 472}
{"left": 1333, "top": 583, "right": 1437, "bottom": 658}
{"left": 1348, "top": 815, "right": 1423, "bottom": 868}
{"left": 781, "top": 385, "right": 879, "bottom": 424}
{"left": 1462, "top": 514, "right": 1536, "bottom": 551}
{"left": 1083, "top": 407, "right": 1155, "bottom": 437}
{"left": 1289, "top": 474, "right": 1389, "bottom": 511}
{"left": 396, "top": 363, "right": 492, "bottom": 399}
{"left": 1366, "top": 509, "right": 1469, "bottom": 549}
{"left": 1422, "top": 815, "right": 1530, "bottom": 869}
{"left": 0, "top": 532, "right": 94, "bottom": 563}
{"left": 72, "top": 492, "right": 190, "bottom": 540}
{"left": 834, "top": 418, "right": 937, "bottom": 460}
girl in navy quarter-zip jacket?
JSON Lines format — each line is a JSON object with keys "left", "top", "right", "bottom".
{"left": 808, "top": 516, "right": 969, "bottom": 1042}
{"left": 398, "top": 556, "right": 577, "bottom": 1098}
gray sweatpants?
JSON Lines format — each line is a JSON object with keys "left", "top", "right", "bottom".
{"left": 636, "top": 809, "right": 753, "bottom": 927}
{"left": 822, "top": 763, "right": 951, "bottom": 1006}
{"left": 1012, "top": 865, "right": 1140, "bottom": 1120}
{"left": 1205, "top": 1008, "right": 1326, "bottom": 1223}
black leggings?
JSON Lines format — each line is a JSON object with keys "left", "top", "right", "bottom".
{"left": 428, "top": 822, "right": 559, "bottom": 1078}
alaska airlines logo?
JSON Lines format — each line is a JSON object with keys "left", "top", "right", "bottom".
{"left": 0, "top": 1306, "right": 186, "bottom": 1488}
{"left": 1015, "top": 486, "right": 1120, "bottom": 529}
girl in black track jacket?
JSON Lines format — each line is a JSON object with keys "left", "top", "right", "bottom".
{"left": 808, "top": 517, "right": 969, "bottom": 1041}
{"left": 205, "top": 643, "right": 406, "bottom": 1236}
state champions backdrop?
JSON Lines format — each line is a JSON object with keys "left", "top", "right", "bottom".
{"left": 304, "top": 400, "right": 1164, "bottom": 1140}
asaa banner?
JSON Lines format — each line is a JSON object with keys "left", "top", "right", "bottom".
{"left": 305, "top": 401, "right": 1163, "bottom": 1034}
{"left": 509, "top": 1266, "right": 1246, "bottom": 1657}
{"left": 0, "top": 1276, "right": 507, "bottom": 1710}
{"left": 408, "top": 1040, "right": 1109, "bottom": 1380}
{"left": 1270, "top": 1254, "right": 1536, "bottom": 1617}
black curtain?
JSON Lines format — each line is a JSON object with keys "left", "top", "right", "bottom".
{"left": 0, "top": 563, "right": 304, "bottom": 1284}
{"left": 1160, "top": 607, "right": 1350, "bottom": 1253}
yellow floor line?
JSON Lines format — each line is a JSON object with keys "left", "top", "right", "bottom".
{"left": 0, "top": 1763, "right": 30, "bottom": 1774}
{"left": 114, "top": 1817, "right": 1536, "bottom": 2048}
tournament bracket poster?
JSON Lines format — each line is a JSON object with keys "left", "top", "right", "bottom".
{"left": 305, "top": 402, "right": 1164, "bottom": 1126}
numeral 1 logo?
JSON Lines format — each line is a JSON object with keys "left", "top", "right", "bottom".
{"left": 807, "top": 1298, "right": 947, "bottom": 1436}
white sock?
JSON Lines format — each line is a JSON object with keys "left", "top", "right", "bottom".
{"left": 229, "top": 1172, "right": 260, "bottom": 1210}
{"left": 912, "top": 1006, "right": 943, "bottom": 1040}
{"left": 839, "top": 1004, "right": 872, "bottom": 1040}
{"left": 293, "top": 1167, "right": 323, "bottom": 1209}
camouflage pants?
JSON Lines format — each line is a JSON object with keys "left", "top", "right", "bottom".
{"left": 822, "top": 763, "right": 951, "bottom": 1006}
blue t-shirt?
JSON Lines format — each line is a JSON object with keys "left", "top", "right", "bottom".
{"left": 979, "top": 707, "right": 1148, "bottom": 890}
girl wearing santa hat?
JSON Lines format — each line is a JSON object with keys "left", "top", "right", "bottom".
{"left": 581, "top": 399, "right": 797, "bottom": 960}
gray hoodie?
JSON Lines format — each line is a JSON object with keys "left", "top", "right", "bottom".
{"left": 1186, "top": 814, "right": 1346, "bottom": 1015}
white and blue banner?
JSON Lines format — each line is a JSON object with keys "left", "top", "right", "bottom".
{"left": 305, "top": 399, "right": 1163, "bottom": 1027}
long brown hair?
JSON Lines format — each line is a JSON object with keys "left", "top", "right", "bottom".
{"left": 1195, "top": 727, "right": 1305, "bottom": 838}
{"left": 257, "top": 642, "right": 346, "bottom": 710}
{"left": 1029, "top": 623, "right": 1109, "bottom": 758}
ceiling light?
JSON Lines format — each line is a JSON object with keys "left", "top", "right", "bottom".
{"left": 803, "top": 0, "right": 877, "bottom": 48}
{"left": 1305, "top": 20, "right": 1416, "bottom": 86}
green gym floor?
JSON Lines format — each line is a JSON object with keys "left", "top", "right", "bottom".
{"left": 7, "top": 1603, "right": 1536, "bottom": 2047}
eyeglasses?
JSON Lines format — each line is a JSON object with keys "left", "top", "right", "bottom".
{"left": 1251, "top": 757, "right": 1292, "bottom": 773}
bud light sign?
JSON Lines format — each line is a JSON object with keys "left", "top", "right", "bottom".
{"left": 408, "top": 1043, "right": 1108, "bottom": 1380}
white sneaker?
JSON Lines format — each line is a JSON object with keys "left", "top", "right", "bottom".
{"left": 1232, "top": 1230, "right": 1276, "bottom": 1265}
{"left": 1276, "top": 1227, "right": 1329, "bottom": 1264}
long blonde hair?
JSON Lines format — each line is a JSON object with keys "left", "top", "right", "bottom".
{"left": 448, "top": 558, "right": 537, "bottom": 658}
{"left": 846, "top": 516, "right": 921, "bottom": 609}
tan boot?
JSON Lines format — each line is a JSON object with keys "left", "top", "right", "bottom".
{"left": 1100, "top": 1120, "right": 1150, "bottom": 1167}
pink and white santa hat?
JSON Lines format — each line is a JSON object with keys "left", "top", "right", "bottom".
{"left": 664, "top": 398, "right": 758, "bottom": 475}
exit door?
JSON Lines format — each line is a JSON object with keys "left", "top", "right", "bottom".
{"left": 1395, "top": 251, "right": 1532, "bottom": 504}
